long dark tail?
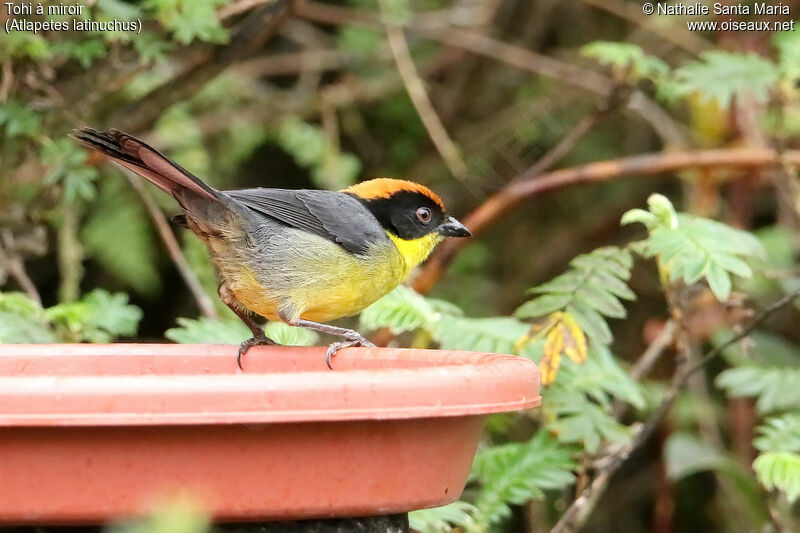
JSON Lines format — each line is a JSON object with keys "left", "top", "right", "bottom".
{"left": 71, "top": 128, "right": 217, "bottom": 202}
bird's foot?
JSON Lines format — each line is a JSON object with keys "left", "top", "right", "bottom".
{"left": 237, "top": 333, "right": 277, "bottom": 370}
{"left": 325, "top": 332, "right": 375, "bottom": 370}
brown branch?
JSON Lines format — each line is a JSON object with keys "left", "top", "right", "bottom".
{"left": 550, "top": 286, "right": 800, "bottom": 533}
{"left": 107, "top": 0, "right": 291, "bottom": 134}
{"left": 378, "top": 0, "right": 468, "bottom": 180}
{"left": 413, "top": 147, "right": 800, "bottom": 293}
{"left": 125, "top": 176, "right": 220, "bottom": 321}
{"left": 630, "top": 320, "right": 677, "bottom": 381}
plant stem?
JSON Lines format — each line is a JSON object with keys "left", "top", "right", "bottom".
{"left": 57, "top": 203, "right": 83, "bottom": 303}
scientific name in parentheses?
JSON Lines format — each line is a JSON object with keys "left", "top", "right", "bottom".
{"left": 657, "top": 2, "right": 790, "bottom": 15}
{"left": 5, "top": 17, "right": 140, "bottom": 33}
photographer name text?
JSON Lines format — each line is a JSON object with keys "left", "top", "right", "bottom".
{"left": 656, "top": 2, "right": 789, "bottom": 16}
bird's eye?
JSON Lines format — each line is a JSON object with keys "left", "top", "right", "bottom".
{"left": 416, "top": 207, "right": 432, "bottom": 223}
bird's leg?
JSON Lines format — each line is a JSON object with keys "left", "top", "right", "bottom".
{"left": 279, "top": 312, "right": 375, "bottom": 370}
{"left": 218, "top": 284, "right": 276, "bottom": 369}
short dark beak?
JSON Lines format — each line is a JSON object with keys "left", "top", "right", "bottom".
{"left": 437, "top": 216, "right": 472, "bottom": 237}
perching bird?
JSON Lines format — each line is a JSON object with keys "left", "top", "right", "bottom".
{"left": 71, "top": 128, "right": 471, "bottom": 369}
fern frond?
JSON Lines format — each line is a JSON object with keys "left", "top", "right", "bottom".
{"left": 716, "top": 367, "right": 800, "bottom": 414}
{"left": 432, "top": 315, "right": 529, "bottom": 354}
{"left": 472, "top": 431, "right": 577, "bottom": 527}
{"left": 755, "top": 413, "right": 800, "bottom": 454}
{"left": 581, "top": 41, "right": 669, "bottom": 81}
{"left": 754, "top": 451, "right": 800, "bottom": 503}
{"left": 408, "top": 501, "right": 478, "bottom": 533}
{"left": 516, "top": 246, "right": 634, "bottom": 347}
{"left": 624, "top": 194, "right": 765, "bottom": 301}
{"left": 672, "top": 51, "right": 779, "bottom": 109}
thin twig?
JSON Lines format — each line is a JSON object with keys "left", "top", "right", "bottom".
{"left": 0, "top": 249, "right": 41, "bottom": 306}
{"left": 125, "top": 176, "right": 219, "bottom": 320}
{"left": 0, "top": 59, "right": 13, "bottom": 103}
{"left": 514, "top": 89, "right": 629, "bottom": 184}
{"left": 378, "top": 0, "right": 468, "bottom": 181}
{"left": 610, "top": 319, "right": 677, "bottom": 420}
{"left": 629, "top": 320, "right": 677, "bottom": 381}
{"left": 218, "top": 0, "right": 278, "bottom": 20}
{"left": 414, "top": 147, "right": 800, "bottom": 293}
{"left": 550, "top": 287, "right": 800, "bottom": 533}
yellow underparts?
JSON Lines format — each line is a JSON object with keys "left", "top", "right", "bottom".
{"left": 221, "top": 231, "right": 442, "bottom": 324}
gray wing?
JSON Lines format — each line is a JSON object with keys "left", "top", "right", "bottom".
{"left": 224, "top": 188, "right": 388, "bottom": 255}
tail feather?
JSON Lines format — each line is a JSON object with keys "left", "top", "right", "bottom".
{"left": 71, "top": 128, "right": 217, "bottom": 201}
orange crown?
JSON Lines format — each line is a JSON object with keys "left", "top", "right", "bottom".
{"left": 342, "top": 178, "right": 445, "bottom": 210}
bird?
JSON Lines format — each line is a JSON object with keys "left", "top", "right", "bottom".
{"left": 71, "top": 128, "right": 471, "bottom": 369}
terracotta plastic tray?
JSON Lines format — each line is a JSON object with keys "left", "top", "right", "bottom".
{"left": 0, "top": 344, "right": 540, "bottom": 524}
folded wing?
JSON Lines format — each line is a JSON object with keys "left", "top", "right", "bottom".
{"left": 225, "top": 189, "right": 388, "bottom": 255}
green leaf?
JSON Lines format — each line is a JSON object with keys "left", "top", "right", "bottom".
{"left": 432, "top": 316, "right": 529, "bottom": 354}
{"left": 560, "top": 344, "right": 645, "bottom": 409}
{"left": 46, "top": 290, "right": 142, "bottom": 343}
{"left": 0, "top": 311, "right": 56, "bottom": 343}
{"left": 166, "top": 318, "right": 250, "bottom": 345}
{"left": 714, "top": 329, "right": 800, "bottom": 368}
{"left": 0, "top": 291, "right": 45, "bottom": 320}
{"left": 41, "top": 139, "right": 99, "bottom": 203}
{"left": 263, "top": 322, "right": 318, "bottom": 346}
{"left": 754, "top": 451, "right": 800, "bottom": 503}
{"left": 581, "top": 41, "right": 669, "bottom": 81}
{"left": 0, "top": 31, "right": 52, "bottom": 61}
{"left": 82, "top": 289, "right": 143, "bottom": 340}
{"left": 755, "top": 414, "right": 800, "bottom": 454}
{"left": 360, "top": 285, "right": 441, "bottom": 334}
{"left": 566, "top": 302, "right": 612, "bottom": 345}
{"left": 625, "top": 195, "right": 764, "bottom": 302}
{"left": 0, "top": 100, "right": 42, "bottom": 139}
{"left": 705, "top": 262, "right": 732, "bottom": 301}
{"left": 81, "top": 177, "right": 161, "bottom": 297}
{"left": 277, "top": 118, "right": 362, "bottom": 190}
{"left": 546, "top": 392, "right": 631, "bottom": 453}
{"left": 472, "top": 431, "right": 577, "bottom": 526}
{"left": 774, "top": 30, "right": 800, "bottom": 83}
{"left": 97, "top": 0, "right": 143, "bottom": 20}
{"left": 647, "top": 193, "right": 679, "bottom": 229}
{"left": 408, "top": 501, "right": 478, "bottom": 533}
{"left": 515, "top": 293, "right": 573, "bottom": 318}
{"left": 337, "top": 26, "right": 382, "bottom": 57}
{"left": 53, "top": 39, "right": 106, "bottom": 68}
{"left": 673, "top": 51, "right": 779, "bottom": 109}
{"left": 516, "top": 246, "right": 634, "bottom": 346}
{"left": 573, "top": 285, "right": 626, "bottom": 318}
{"left": 716, "top": 367, "right": 800, "bottom": 414}
{"left": 145, "top": 0, "right": 229, "bottom": 44}
{"left": 665, "top": 432, "right": 736, "bottom": 480}
{"left": 620, "top": 208, "right": 658, "bottom": 229}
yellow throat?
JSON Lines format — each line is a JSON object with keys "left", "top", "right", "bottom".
{"left": 387, "top": 231, "right": 443, "bottom": 276}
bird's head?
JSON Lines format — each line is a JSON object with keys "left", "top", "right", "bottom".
{"left": 343, "top": 178, "right": 471, "bottom": 269}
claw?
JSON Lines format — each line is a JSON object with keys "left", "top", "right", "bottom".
{"left": 325, "top": 334, "right": 375, "bottom": 370}
{"left": 237, "top": 334, "right": 276, "bottom": 370}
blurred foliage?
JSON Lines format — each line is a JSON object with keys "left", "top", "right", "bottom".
{"left": 0, "top": 289, "right": 141, "bottom": 343}
{"left": 2, "top": 0, "right": 800, "bottom": 531}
